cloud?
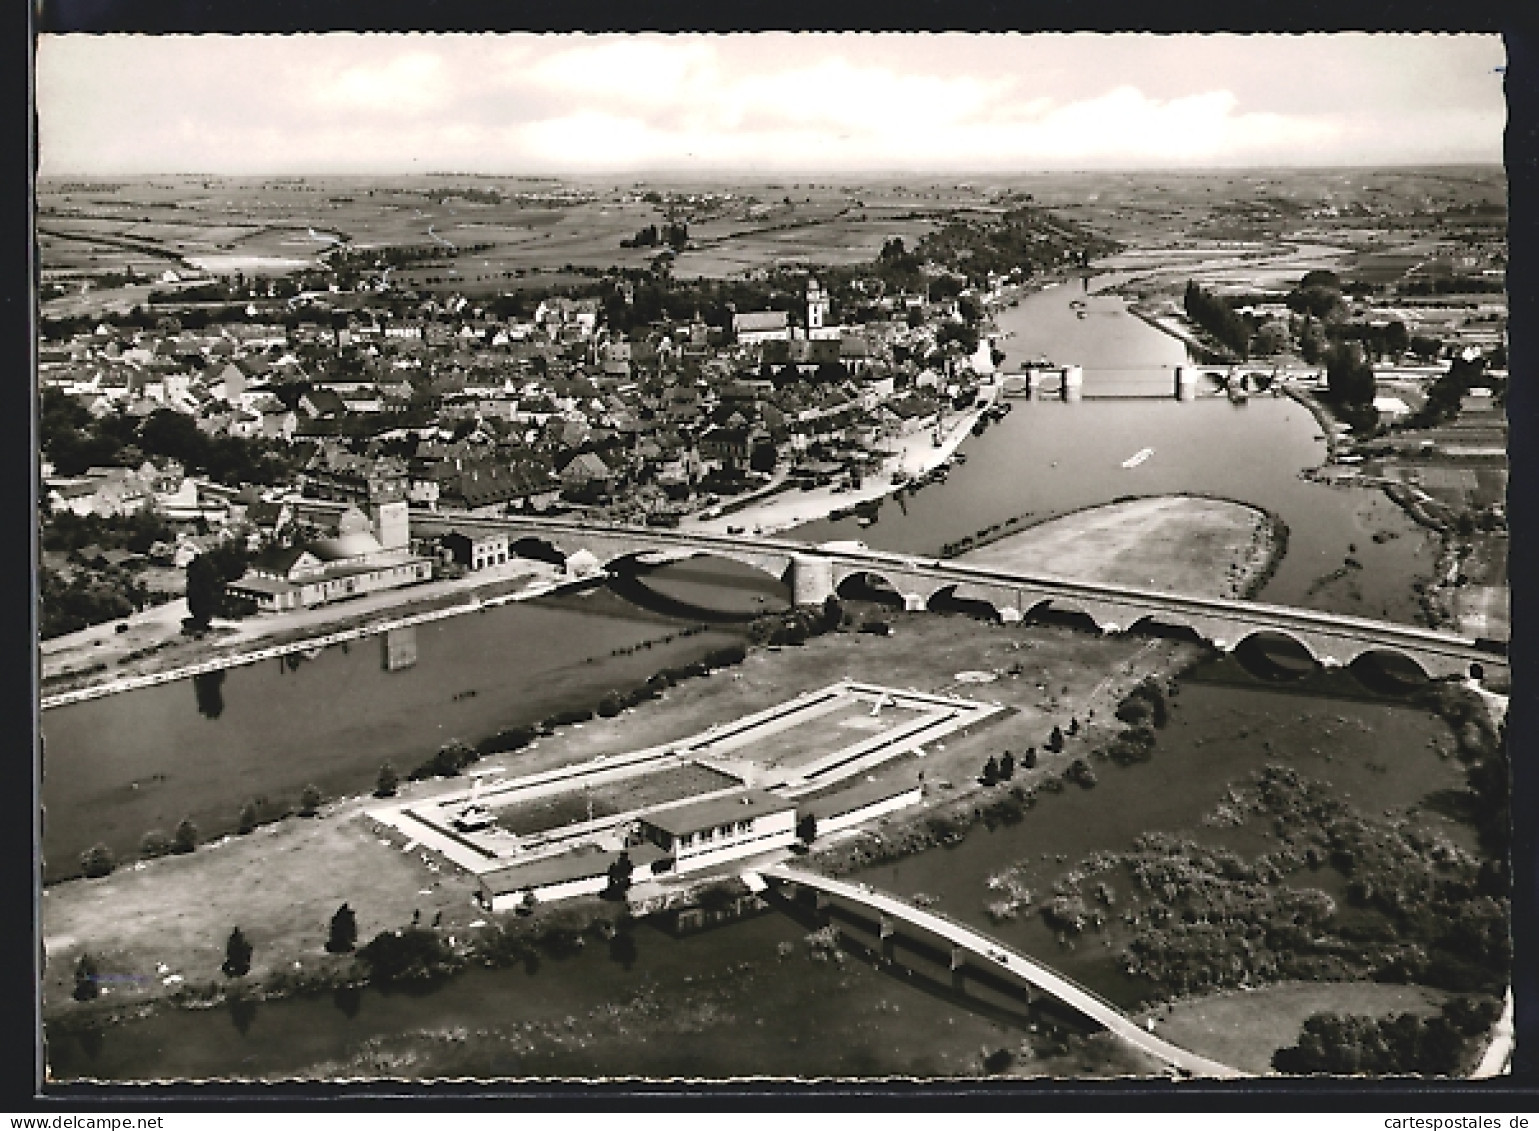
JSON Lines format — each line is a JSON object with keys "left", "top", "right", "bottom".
{"left": 34, "top": 33, "right": 1505, "bottom": 174}
{"left": 312, "top": 51, "right": 452, "bottom": 116}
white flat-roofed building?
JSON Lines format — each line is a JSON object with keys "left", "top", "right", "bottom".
{"left": 638, "top": 790, "right": 797, "bottom": 874}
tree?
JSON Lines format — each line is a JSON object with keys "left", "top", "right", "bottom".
{"left": 797, "top": 813, "right": 818, "bottom": 843}
{"left": 1047, "top": 725, "right": 1065, "bottom": 753}
{"left": 80, "top": 842, "right": 115, "bottom": 879}
{"left": 749, "top": 441, "right": 778, "bottom": 473}
{"left": 173, "top": 817, "right": 198, "bottom": 854}
{"left": 1022, "top": 748, "right": 1038, "bottom": 770}
{"left": 299, "top": 784, "right": 322, "bottom": 816}
{"left": 140, "top": 828, "right": 173, "bottom": 859}
{"left": 980, "top": 755, "right": 1000, "bottom": 786}
{"left": 999, "top": 751, "right": 1015, "bottom": 781}
{"left": 73, "top": 954, "right": 100, "bottom": 1002}
{"left": 1325, "top": 342, "right": 1376, "bottom": 407}
{"left": 375, "top": 762, "right": 399, "bottom": 798}
{"left": 327, "top": 903, "right": 358, "bottom": 954}
{"left": 604, "top": 852, "right": 634, "bottom": 900}
{"left": 223, "top": 927, "right": 253, "bottom": 976}
{"left": 184, "top": 553, "right": 227, "bottom": 627}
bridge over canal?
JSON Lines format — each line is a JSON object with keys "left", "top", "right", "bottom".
{"left": 754, "top": 865, "right": 1244, "bottom": 1079}
{"left": 411, "top": 512, "right": 1504, "bottom": 681}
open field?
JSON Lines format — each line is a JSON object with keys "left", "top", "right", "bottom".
{"left": 1138, "top": 981, "right": 1456, "bottom": 1076}
{"left": 959, "top": 495, "right": 1277, "bottom": 600}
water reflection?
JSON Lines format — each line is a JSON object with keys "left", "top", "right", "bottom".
{"left": 192, "top": 670, "right": 225, "bottom": 719}
{"left": 608, "top": 929, "right": 638, "bottom": 971}
{"left": 332, "top": 984, "right": 363, "bottom": 1020}
{"left": 229, "top": 994, "right": 258, "bottom": 1035}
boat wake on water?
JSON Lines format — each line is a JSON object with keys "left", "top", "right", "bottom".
{"left": 1121, "top": 447, "right": 1155, "bottom": 469}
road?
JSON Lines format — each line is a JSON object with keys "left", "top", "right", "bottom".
{"left": 761, "top": 865, "right": 1245, "bottom": 1079}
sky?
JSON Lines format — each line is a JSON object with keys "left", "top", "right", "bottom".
{"left": 35, "top": 33, "right": 1508, "bottom": 175}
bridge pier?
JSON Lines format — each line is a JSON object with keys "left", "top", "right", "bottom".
{"left": 1060, "top": 365, "right": 1084, "bottom": 403}
{"left": 1174, "top": 366, "right": 1197, "bottom": 401}
{"left": 790, "top": 554, "right": 835, "bottom": 607}
{"left": 902, "top": 592, "right": 928, "bottom": 612}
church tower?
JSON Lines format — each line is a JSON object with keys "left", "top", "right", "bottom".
{"left": 807, "top": 277, "right": 829, "bottom": 332}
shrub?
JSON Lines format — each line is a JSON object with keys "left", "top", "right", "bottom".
{"left": 705, "top": 643, "right": 747, "bottom": 669}
{"left": 73, "top": 954, "right": 100, "bottom": 1001}
{"left": 298, "top": 784, "right": 322, "bottom": 816}
{"left": 597, "top": 691, "right": 625, "bottom": 718}
{"left": 140, "top": 829, "right": 173, "bottom": 859}
{"left": 79, "top": 843, "right": 115, "bottom": 879}
{"left": 478, "top": 726, "right": 536, "bottom": 756}
{"left": 173, "top": 818, "right": 198, "bottom": 854}
{"left": 223, "top": 927, "right": 253, "bottom": 977}
{"left": 375, "top": 762, "right": 399, "bottom": 798}
{"left": 326, "top": 903, "right": 358, "bottom": 954}
{"left": 413, "top": 740, "right": 480, "bottom": 780}
{"left": 357, "top": 927, "right": 455, "bottom": 984}
{"left": 543, "top": 707, "right": 595, "bottom": 729}
{"left": 237, "top": 801, "right": 258, "bottom": 835}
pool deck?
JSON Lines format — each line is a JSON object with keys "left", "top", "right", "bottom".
{"left": 365, "top": 680, "right": 1006, "bottom": 875}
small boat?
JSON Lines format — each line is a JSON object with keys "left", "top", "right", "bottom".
{"left": 953, "top": 452, "right": 967, "bottom": 464}
{"left": 1121, "top": 447, "right": 1155, "bottom": 469}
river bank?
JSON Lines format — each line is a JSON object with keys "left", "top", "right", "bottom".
{"left": 40, "top": 558, "right": 569, "bottom": 705}
{"left": 683, "top": 398, "right": 991, "bottom": 538}
{"left": 956, "top": 495, "right": 1283, "bottom": 601}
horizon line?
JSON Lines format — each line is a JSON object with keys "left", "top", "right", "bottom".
{"left": 37, "top": 160, "right": 1508, "bottom": 179}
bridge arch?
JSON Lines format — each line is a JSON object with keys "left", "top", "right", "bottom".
{"left": 1230, "top": 631, "right": 1320, "bottom": 681}
{"left": 1125, "top": 614, "right": 1210, "bottom": 647}
{"left": 509, "top": 535, "right": 567, "bottom": 566}
{"left": 926, "top": 584, "right": 1003, "bottom": 621}
{"left": 835, "top": 569, "right": 908, "bottom": 607}
{"left": 1347, "top": 649, "right": 1433, "bottom": 693}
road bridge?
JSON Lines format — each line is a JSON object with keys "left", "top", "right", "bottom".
{"left": 754, "top": 865, "right": 1244, "bottom": 1078}
{"left": 410, "top": 512, "right": 1504, "bottom": 681}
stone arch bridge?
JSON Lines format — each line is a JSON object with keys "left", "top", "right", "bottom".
{"left": 412, "top": 512, "right": 1503, "bottom": 681}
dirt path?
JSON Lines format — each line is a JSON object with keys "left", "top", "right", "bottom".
{"left": 961, "top": 495, "right": 1278, "bottom": 600}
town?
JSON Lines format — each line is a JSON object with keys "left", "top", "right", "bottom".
{"left": 35, "top": 32, "right": 1515, "bottom": 1091}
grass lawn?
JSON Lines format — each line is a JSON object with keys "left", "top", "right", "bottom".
{"left": 1140, "top": 981, "right": 1455, "bottom": 1076}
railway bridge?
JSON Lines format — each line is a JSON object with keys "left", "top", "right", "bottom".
{"left": 411, "top": 511, "right": 1504, "bottom": 681}
{"left": 753, "top": 865, "right": 1244, "bottom": 1078}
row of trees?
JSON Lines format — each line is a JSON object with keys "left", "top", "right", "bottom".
{"left": 77, "top": 783, "right": 328, "bottom": 878}
{"left": 1183, "top": 281, "right": 1251, "bottom": 359}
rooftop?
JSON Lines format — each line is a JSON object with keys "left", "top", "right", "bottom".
{"left": 640, "top": 789, "right": 796, "bottom": 837}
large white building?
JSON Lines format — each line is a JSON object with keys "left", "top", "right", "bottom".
{"left": 637, "top": 790, "right": 798, "bottom": 874}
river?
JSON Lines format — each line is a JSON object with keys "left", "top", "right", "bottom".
{"left": 41, "top": 589, "right": 744, "bottom": 882}
{"left": 793, "top": 274, "right": 1438, "bottom": 623}
{"left": 44, "top": 655, "right": 1473, "bottom": 1081}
